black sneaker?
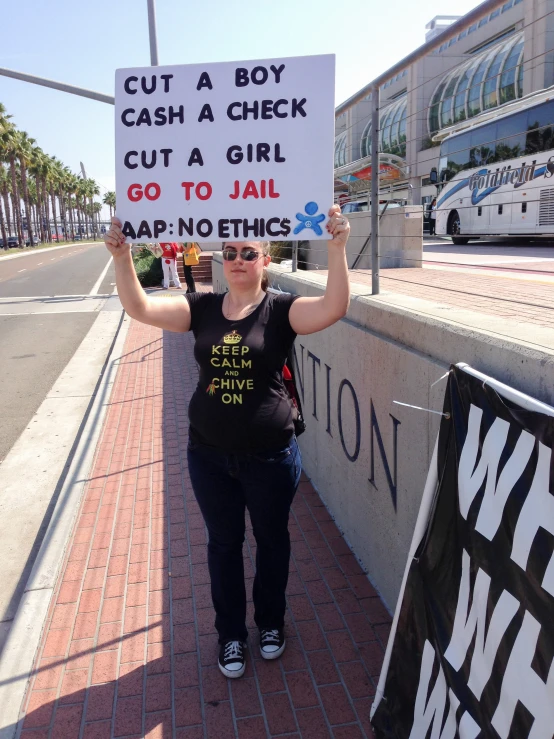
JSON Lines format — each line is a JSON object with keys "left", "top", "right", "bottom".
{"left": 218, "top": 640, "right": 246, "bottom": 678}
{"left": 259, "top": 628, "right": 285, "bottom": 660}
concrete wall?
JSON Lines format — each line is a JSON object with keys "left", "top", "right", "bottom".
{"left": 305, "top": 207, "right": 423, "bottom": 271}
{"left": 211, "top": 253, "right": 554, "bottom": 610}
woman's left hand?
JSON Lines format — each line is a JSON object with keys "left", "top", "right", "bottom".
{"left": 326, "top": 205, "right": 350, "bottom": 249}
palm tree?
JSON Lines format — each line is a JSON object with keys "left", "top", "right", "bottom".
{"left": 0, "top": 103, "right": 12, "bottom": 136}
{"left": 49, "top": 157, "right": 65, "bottom": 241}
{"left": 75, "top": 177, "right": 88, "bottom": 238}
{"left": 65, "top": 174, "right": 80, "bottom": 238}
{"left": 29, "top": 149, "right": 47, "bottom": 242}
{"left": 1, "top": 126, "right": 24, "bottom": 244}
{"left": 0, "top": 160, "right": 8, "bottom": 247}
{"left": 0, "top": 138, "right": 12, "bottom": 242}
{"left": 85, "top": 178, "right": 100, "bottom": 237}
{"left": 38, "top": 152, "right": 54, "bottom": 242}
{"left": 103, "top": 191, "right": 116, "bottom": 220}
{"left": 15, "top": 131, "right": 36, "bottom": 244}
{"left": 0, "top": 103, "right": 109, "bottom": 246}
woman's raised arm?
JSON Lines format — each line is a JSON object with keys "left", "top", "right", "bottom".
{"left": 105, "top": 217, "right": 192, "bottom": 333}
{"left": 288, "top": 205, "right": 350, "bottom": 335}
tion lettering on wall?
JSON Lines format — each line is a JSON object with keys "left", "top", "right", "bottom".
{"left": 292, "top": 343, "right": 401, "bottom": 509}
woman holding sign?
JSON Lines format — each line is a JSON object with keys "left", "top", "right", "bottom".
{"left": 104, "top": 207, "right": 350, "bottom": 679}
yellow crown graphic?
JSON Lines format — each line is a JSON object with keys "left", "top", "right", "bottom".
{"left": 223, "top": 330, "right": 242, "bottom": 345}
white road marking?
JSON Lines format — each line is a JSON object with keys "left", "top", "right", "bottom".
{"left": 17, "top": 269, "right": 26, "bottom": 273}
{"left": 0, "top": 294, "right": 109, "bottom": 301}
{"left": 0, "top": 309, "right": 105, "bottom": 316}
{"left": 37, "top": 262, "right": 43, "bottom": 265}
{"left": 89, "top": 257, "right": 113, "bottom": 296}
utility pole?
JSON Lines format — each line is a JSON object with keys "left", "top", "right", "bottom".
{"left": 292, "top": 241, "right": 298, "bottom": 272}
{"left": 370, "top": 86, "right": 380, "bottom": 295}
{"left": 147, "top": 0, "right": 159, "bottom": 66}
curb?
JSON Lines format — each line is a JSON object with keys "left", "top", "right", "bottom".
{"left": 0, "top": 241, "right": 104, "bottom": 262}
{"left": 0, "top": 311, "right": 131, "bottom": 738}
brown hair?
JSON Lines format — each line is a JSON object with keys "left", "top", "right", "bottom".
{"left": 222, "top": 241, "right": 271, "bottom": 292}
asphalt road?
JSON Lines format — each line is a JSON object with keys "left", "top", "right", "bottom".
{"left": 0, "top": 243, "right": 116, "bottom": 462}
{"left": 0, "top": 242, "right": 114, "bottom": 297}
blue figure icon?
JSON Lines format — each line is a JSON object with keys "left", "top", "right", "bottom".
{"left": 294, "top": 202, "right": 326, "bottom": 236}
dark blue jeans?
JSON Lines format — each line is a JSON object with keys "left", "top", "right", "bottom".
{"left": 187, "top": 435, "right": 301, "bottom": 644}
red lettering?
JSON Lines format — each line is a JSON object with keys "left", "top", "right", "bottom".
{"left": 242, "top": 180, "right": 259, "bottom": 199}
{"left": 181, "top": 182, "right": 195, "bottom": 200}
{"left": 144, "top": 182, "right": 161, "bottom": 201}
{"left": 128, "top": 183, "right": 143, "bottom": 202}
{"left": 182, "top": 181, "right": 213, "bottom": 201}
{"left": 269, "top": 179, "right": 280, "bottom": 199}
{"left": 196, "top": 182, "right": 212, "bottom": 201}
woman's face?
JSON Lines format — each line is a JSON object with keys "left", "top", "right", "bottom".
{"left": 222, "top": 242, "right": 270, "bottom": 289}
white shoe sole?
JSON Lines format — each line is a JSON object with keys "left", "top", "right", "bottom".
{"left": 218, "top": 661, "right": 246, "bottom": 678}
{"left": 260, "top": 639, "right": 286, "bottom": 660}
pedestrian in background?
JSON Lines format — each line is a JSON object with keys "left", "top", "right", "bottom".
{"left": 182, "top": 242, "right": 202, "bottom": 293}
{"left": 160, "top": 242, "right": 182, "bottom": 289}
{"left": 429, "top": 198, "right": 437, "bottom": 236}
{"left": 104, "top": 206, "right": 350, "bottom": 679}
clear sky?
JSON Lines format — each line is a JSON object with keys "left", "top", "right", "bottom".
{"left": 1, "top": 0, "right": 480, "bottom": 217}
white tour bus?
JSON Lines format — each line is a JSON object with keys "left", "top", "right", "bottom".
{"left": 435, "top": 86, "right": 554, "bottom": 244}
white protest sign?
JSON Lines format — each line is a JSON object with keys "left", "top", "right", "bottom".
{"left": 115, "top": 54, "right": 335, "bottom": 243}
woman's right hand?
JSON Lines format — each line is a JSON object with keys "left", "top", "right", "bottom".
{"left": 104, "top": 217, "right": 130, "bottom": 259}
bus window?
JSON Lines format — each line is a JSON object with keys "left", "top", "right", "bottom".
{"left": 440, "top": 133, "right": 470, "bottom": 181}
{"left": 497, "top": 110, "right": 527, "bottom": 137}
{"left": 469, "top": 124, "right": 496, "bottom": 166}
{"left": 496, "top": 135, "right": 525, "bottom": 161}
{"left": 496, "top": 112, "right": 526, "bottom": 161}
{"left": 526, "top": 123, "right": 554, "bottom": 154}
{"left": 526, "top": 100, "right": 554, "bottom": 131}
{"left": 470, "top": 122, "right": 497, "bottom": 146}
{"left": 526, "top": 101, "right": 554, "bottom": 154}
{"left": 448, "top": 146, "right": 471, "bottom": 176}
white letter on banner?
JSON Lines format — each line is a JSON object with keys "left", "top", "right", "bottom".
{"left": 511, "top": 441, "right": 554, "bottom": 596}
{"left": 444, "top": 550, "right": 519, "bottom": 700}
{"left": 475, "top": 427, "right": 535, "bottom": 541}
{"left": 492, "top": 611, "right": 554, "bottom": 739}
{"left": 458, "top": 405, "right": 533, "bottom": 535}
{"left": 409, "top": 641, "right": 447, "bottom": 739}
{"left": 409, "top": 641, "right": 480, "bottom": 739}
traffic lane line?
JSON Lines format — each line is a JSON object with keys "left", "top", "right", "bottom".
{"left": 0, "top": 241, "right": 103, "bottom": 263}
{"left": 0, "top": 244, "right": 103, "bottom": 281}
{"left": 89, "top": 257, "right": 113, "bottom": 296}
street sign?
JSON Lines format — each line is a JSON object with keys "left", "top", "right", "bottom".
{"left": 115, "top": 55, "right": 335, "bottom": 242}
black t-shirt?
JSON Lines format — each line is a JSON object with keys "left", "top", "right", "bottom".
{"left": 185, "top": 291, "right": 299, "bottom": 453}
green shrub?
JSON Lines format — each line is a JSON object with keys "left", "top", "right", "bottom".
{"left": 133, "top": 246, "right": 163, "bottom": 287}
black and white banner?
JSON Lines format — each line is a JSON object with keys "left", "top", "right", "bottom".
{"left": 371, "top": 364, "right": 554, "bottom": 738}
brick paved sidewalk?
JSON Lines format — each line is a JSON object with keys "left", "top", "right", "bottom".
{"left": 350, "top": 267, "right": 554, "bottom": 329}
{"left": 16, "top": 316, "right": 390, "bottom": 738}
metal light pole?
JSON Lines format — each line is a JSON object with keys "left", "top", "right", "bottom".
{"left": 0, "top": 67, "right": 114, "bottom": 104}
{"left": 370, "top": 86, "right": 380, "bottom": 295}
{"left": 147, "top": 0, "right": 159, "bottom": 66}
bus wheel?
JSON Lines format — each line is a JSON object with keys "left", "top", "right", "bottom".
{"left": 448, "top": 210, "right": 470, "bottom": 245}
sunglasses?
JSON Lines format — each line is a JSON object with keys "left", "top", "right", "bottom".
{"left": 222, "top": 248, "right": 262, "bottom": 262}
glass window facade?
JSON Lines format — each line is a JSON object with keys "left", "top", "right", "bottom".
{"left": 429, "top": 31, "right": 524, "bottom": 134}
{"left": 334, "top": 132, "right": 347, "bottom": 167}
{"left": 360, "top": 95, "right": 407, "bottom": 158}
